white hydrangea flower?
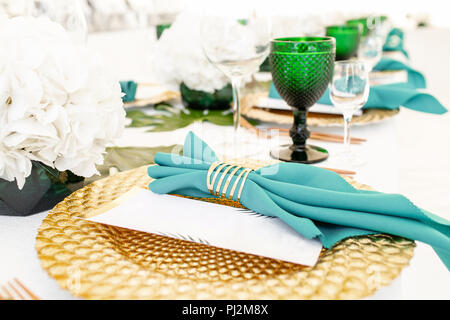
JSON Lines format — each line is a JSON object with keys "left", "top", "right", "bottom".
{"left": 149, "top": 13, "right": 230, "bottom": 93}
{"left": 0, "top": 16, "right": 125, "bottom": 189}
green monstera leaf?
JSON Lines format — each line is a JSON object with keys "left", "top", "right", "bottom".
{"left": 85, "top": 145, "right": 182, "bottom": 184}
{"left": 126, "top": 104, "right": 257, "bottom": 132}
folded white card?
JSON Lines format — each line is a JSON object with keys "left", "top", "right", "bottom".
{"left": 369, "top": 70, "right": 408, "bottom": 85}
{"left": 255, "top": 98, "right": 363, "bottom": 116}
{"left": 85, "top": 188, "right": 322, "bottom": 266}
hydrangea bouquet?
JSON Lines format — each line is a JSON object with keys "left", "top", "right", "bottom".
{"left": 0, "top": 16, "right": 125, "bottom": 216}
{"left": 149, "top": 13, "right": 234, "bottom": 110}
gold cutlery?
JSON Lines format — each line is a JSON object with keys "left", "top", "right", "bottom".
{"left": 0, "top": 278, "right": 40, "bottom": 300}
{"left": 240, "top": 116, "right": 366, "bottom": 144}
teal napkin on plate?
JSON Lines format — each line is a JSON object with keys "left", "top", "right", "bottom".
{"left": 374, "top": 57, "right": 425, "bottom": 89}
{"left": 269, "top": 81, "right": 447, "bottom": 114}
{"left": 317, "top": 82, "right": 447, "bottom": 114}
{"left": 120, "top": 80, "right": 138, "bottom": 102}
{"left": 148, "top": 132, "right": 450, "bottom": 269}
{"left": 383, "top": 28, "right": 409, "bottom": 58}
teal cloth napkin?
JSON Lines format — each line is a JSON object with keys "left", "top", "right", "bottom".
{"left": 120, "top": 80, "right": 138, "bottom": 102}
{"left": 374, "top": 57, "right": 425, "bottom": 89}
{"left": 147, "top": 132, "right": 450, "bottom": 269}
{"left": 317, "top": 82, "right": 447, "bottom": 114}
{"left": 383, "top": 28, "right": 409, "bottom": 58}
{"left": 269, "top": 81, "right": 446, "bottom": 114}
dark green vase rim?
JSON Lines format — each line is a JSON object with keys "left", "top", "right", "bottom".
{"left": 326, "top": 25, "right": 360, "bottom": 34}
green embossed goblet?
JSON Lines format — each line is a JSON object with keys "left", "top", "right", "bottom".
{"left": 269, "top": 37, "right": 335, "bottom": 163}
{"left": 346, "top": 18, "right": 368, "bottom": 37}
{"left": 326, "top": 25, "right": 360, "bottom": 60}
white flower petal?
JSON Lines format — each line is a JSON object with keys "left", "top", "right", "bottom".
{"left": 0, "top": 16, "right": 125, "bottom": 189}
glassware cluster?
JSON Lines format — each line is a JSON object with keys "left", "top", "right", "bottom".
{"left": 201, "top": 13, "right": 271, "bottom": 134}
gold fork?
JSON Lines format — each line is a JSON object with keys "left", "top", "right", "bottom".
{"left": 0, "top": 278, "right": 40, "bottom": 300}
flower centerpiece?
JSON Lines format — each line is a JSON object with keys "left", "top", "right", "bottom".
{"left": 0, "top": 16, "right": 125, "bottom": 216}
{"left": 149, "top": 13, "right": 233, "bottom": 110}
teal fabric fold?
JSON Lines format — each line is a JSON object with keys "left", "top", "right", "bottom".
{"left": 269, "top": 57, "right": 444, "bottom": 113}
{"left": 147, "top": 132, "right": 450, "bottom": 269}
{"left": 120, "top": 80, "right": 138, "bottom": 102}
{"left": 317, "top": 82, "right": 447, "bottom": 114}
{"left": 373, "top": 57, "right": 425, "bottom": 89}
{"left": 383, "top": 28, "right": 409, "bottom": 58}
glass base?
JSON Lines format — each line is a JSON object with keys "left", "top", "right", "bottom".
{"left": 270, "top": 144, "right": 329, "bottom": 164}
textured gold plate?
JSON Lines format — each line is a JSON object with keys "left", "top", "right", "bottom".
{"left": 36, "top": 160, "right": 414, "bottom": 300}
{"left": 241, "top": 93, "right": 400, "bottom": 127}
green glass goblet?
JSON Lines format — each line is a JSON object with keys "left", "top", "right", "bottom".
{"left": 326, "top": 25, "right": 360, "bottom": 60}
{"left": 269, "top": 37, "right": 335, "bottom": 163}
{"left": 346, "top": 18, "right": 368, "bottom": 37}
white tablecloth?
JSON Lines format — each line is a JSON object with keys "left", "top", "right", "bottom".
{"left": 0, "top": 27, "right": 449, "bottom": 300}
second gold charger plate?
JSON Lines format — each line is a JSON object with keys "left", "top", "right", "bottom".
{"left": 36, "top": 159, "right": 414, "bottom": 300}
{"left": 241, "top": 93, "right": 400, "bottom": 127}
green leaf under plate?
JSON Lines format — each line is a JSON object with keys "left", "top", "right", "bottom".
{"left": 85, "top": 145, "right": 181, "bottom": 184}
{"left": 126, "top": 104, "right": 241, "bottom": 132}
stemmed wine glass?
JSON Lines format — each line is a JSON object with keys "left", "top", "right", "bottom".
{"left": 200, "top": 10, "right": 271, "bottom": 156}
{"left": 269, "top": 37, "right": 335, "bottom": 163}
{"left": 329, "top": 60, "right": 370, "bottom": 166}
{"left": 357, "top": 35, "right": 383, "bottom": 72}
{"left": 368, "top": 15, "right": 390, "bottom": 44}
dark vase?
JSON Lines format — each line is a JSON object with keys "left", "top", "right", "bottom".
{"left": 180, "top": 83, "right": 232, "bottom": 110}
{"left": 0, "top": 161, "right": 84, "bottom": 216}
{"left": 156, "top": 23, "right": 171, "bottom": 39}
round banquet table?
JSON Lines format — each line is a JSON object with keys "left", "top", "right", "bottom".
{"left": 0, "top": 27, "right": 449, "bottom": 300}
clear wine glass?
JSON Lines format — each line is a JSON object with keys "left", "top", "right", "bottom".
{"left": 357, "top": 35, "right": 382, "bottom": 72}
{"left": 368, "top": 15, "right": 391, "bottom": 44}
{"left": 200, "top": 9, "right": 271, "bottom": 156}
{"left": 329, "top": 60, "right": 370, "bottom": 166}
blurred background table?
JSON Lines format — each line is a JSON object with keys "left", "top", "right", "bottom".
{"left": 0, "top": 27, "right": 449, "bottom": 300}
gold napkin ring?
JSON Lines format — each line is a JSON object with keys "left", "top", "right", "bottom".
{"left": 207, "top": 162, "right": 252, "bottom": 202}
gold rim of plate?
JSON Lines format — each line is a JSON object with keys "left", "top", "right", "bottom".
{"left": 36, "top": 160, "right": 414, "bottom": 300}
{"left": 241, "top": 93, "right": 400, "bottom": 127}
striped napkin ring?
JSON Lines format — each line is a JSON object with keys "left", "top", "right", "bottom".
{"left": 206, "top": 162, "right": 252, "bottom": 203}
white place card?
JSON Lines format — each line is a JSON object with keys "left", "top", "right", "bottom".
{"left": 255, "top": 98, "right": 364, "bottom": 116}
{"left": 85, "top": 188, "right": 323, "bottom": 267}
{"left": 370, "top": 70, "right": 408, "bottom": 85}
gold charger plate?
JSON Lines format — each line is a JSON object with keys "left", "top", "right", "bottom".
{"left": 241, "top": 93, "right": 400, "bottom": 127}
{"left": 36, "top": 160, "right": 414, "bottom": 300}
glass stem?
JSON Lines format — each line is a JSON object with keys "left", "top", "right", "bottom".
{"left": 231, "top": 77, "right": 242, "bottom": 134}
{"left": 343, "top": 112, "right": 353, "bottom": 155}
